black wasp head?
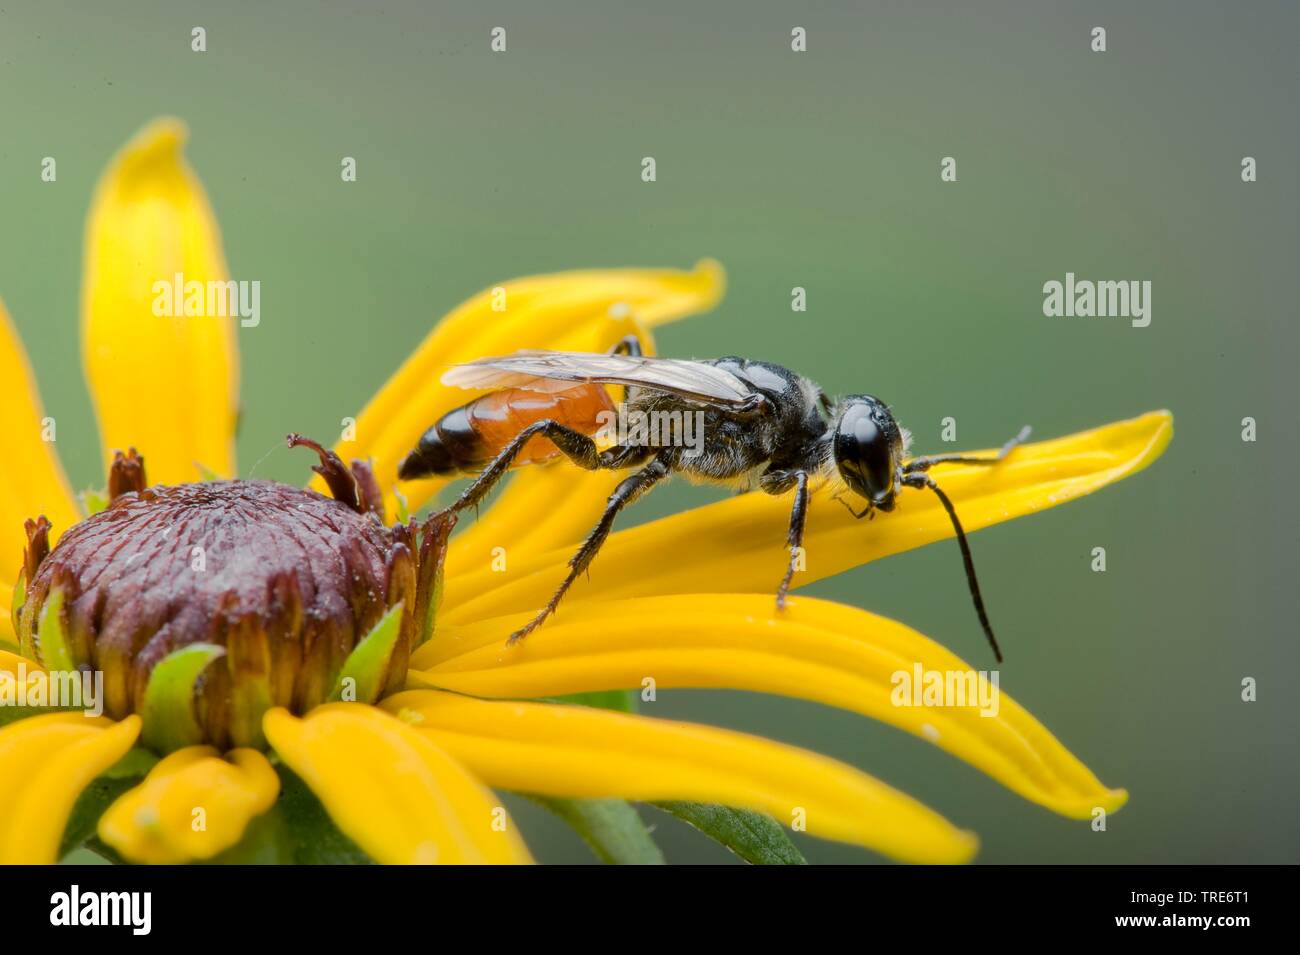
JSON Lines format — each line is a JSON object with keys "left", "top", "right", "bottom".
{"left": 831, "top": 395, "right": 906, "bottom": 510}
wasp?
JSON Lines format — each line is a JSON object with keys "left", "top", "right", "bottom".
{"left": 399, "top": 336, "right": 1029, "bottom": 659}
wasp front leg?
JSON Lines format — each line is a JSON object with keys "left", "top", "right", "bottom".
{"left": 832, "top": 493, "right": 874, "bottom": 520}
{"left": 760, "top": 468, "right": 810, "bottom": 610}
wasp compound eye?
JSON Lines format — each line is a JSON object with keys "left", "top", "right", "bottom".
{"left": 834, "top": 397, "right": 897, "bottom": 506}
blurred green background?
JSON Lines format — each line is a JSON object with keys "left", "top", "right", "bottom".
{"left": 2, "top": 1, "right": 1295, "bottom": 863}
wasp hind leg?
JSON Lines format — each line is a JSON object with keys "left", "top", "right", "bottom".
{"left": 608, "top": 335, "right": 643, "bottom": 357}
{"left": 507, "top": 454, "right": 671, "bottom": 645}
{"left": 442, "top": 419, "right": 617, "bottom": 517}
{"left": 608, "top": 334, "right": 645, "bottom": 403}
{"left": 760, "top": 468, "right": 811, "bottom": 610}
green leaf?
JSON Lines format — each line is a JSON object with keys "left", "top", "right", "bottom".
{"left": 529, "top": 796, "right": 665, "bottom": 864}
{"left": 653, "top": 802, "right": 807, "bottom": 865}
{"left": 330, "top": 603, "right": 403, "bottom": 704}
{"left": 526, "top": 693, "right": 660, "bottom": 863}
{"left": 554, "top": 689, "right": 638, "bottom": 713}
{"left": 141, "top": 643, "right": 225, "bottom": 753}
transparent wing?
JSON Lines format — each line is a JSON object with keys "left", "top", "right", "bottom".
{"left": 441, "top": 350, "right": 759, "bottom": 408}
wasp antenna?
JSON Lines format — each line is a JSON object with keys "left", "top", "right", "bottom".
{"left": 905, "top": 473, "right": 1003, "bottom": 663}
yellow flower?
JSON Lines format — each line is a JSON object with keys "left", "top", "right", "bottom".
{"left": 0, "top": 118, "right": 1173, "bottom": 865}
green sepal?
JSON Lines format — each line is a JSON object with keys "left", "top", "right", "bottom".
{"left": 229, "top": 674, "right": 272, "bottom": 751}
{"left": 330, "top": 603, "right": 404, "bottom": 704}
{"left": 415, "top": 548, "right": 444, "bottom": 650}
{"left": 35, "top": 586, "right": 74, "bottom": 672}
{"left": 57, "top": 760, "right": 376, "bottom": 865}
{"left": 58, "top": 752, "right": 157, "bottom": 861}
{"left": 420, "top": 573, "right": 443, "bottom": 648}
{"left": 141, "top": 643, "right": 225, "bottom": 754}
{"left": 653, "top": 802, "right": 807, "bottom": 865}
{"left": 207, "top": 764, "right": 373, "bottom": 864}
{"left": 8, "top": 566, "right": 26, "bottom": 643}
{"left": 529, "top": 796, "right": 665, "bottom": 865}
{"left": 271, "top": 763, "right": 374, "bottom": 863}
{"left": 394, "top": 488, "right": 410, "bottom": 525}
{"left": 103, "top": 746, "right": 160, "bottom": 780}
{"left": 59, "top": 776, "right": 146, "bottom": 861}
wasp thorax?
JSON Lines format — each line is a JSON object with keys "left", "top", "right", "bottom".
{"left": 13, "top": 442, "right": 453, "bottom": 752}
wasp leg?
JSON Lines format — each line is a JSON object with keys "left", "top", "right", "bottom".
{"left": 608, "top": 334, "right": 644, "bottom": 403}
{"left": 608, "top": 335, "right": 643, "bottom": 357}
{"left": 832, "top": 493, "right": 873, "bottom": 520}
{"left": 760, "top": 468, "right": 811, "bottom": 610}
{"left": 507, "top": 454, "right": 672, "bottom": 645}
{"left": 441, "top": 419, "right": 617, "bottom": 516}
{"left": 903, "top": 425, "right": 1032, "bottom": 474}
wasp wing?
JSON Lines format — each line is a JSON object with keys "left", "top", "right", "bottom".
{"left": 441, "top": 351, "right": 758, "bottom": 409}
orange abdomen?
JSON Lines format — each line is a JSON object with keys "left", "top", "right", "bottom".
{"left": 469, "top": 383, "right": 615, "bottom": 466}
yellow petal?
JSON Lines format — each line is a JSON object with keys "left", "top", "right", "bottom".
{"left": 0, "top": 713, "right": 141, "bottom": 863}
{"left": 0, "top": 300, "right": 80, "bottom": 581}
{"left": 263, "top": 705, "right": 532, "bottom": 864}
{"left": 445, "top": 468, "right": 632, "bottom": 579}
{"left": 97, "top": 746, "right": 278, "bottom": 864}
{"left": 331, "top": 260, "right": 724, "bottom": 517}
{"left": 443, "top": 411, "right": 1173, "bottom": 621}
{"left": 82, "top": 118, "right": 238, "bottom": 484}
{"left": 1, "top": 587, "right": 16, "bottom": 647}
{"left": 410, "top": 594, "right": 1126, "bottom": 820}
{"left": 384, "top": 689, "right": 977, "bottom": 864}
{"left": 1, "top": 647, "right": 40, "bottom": 676}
